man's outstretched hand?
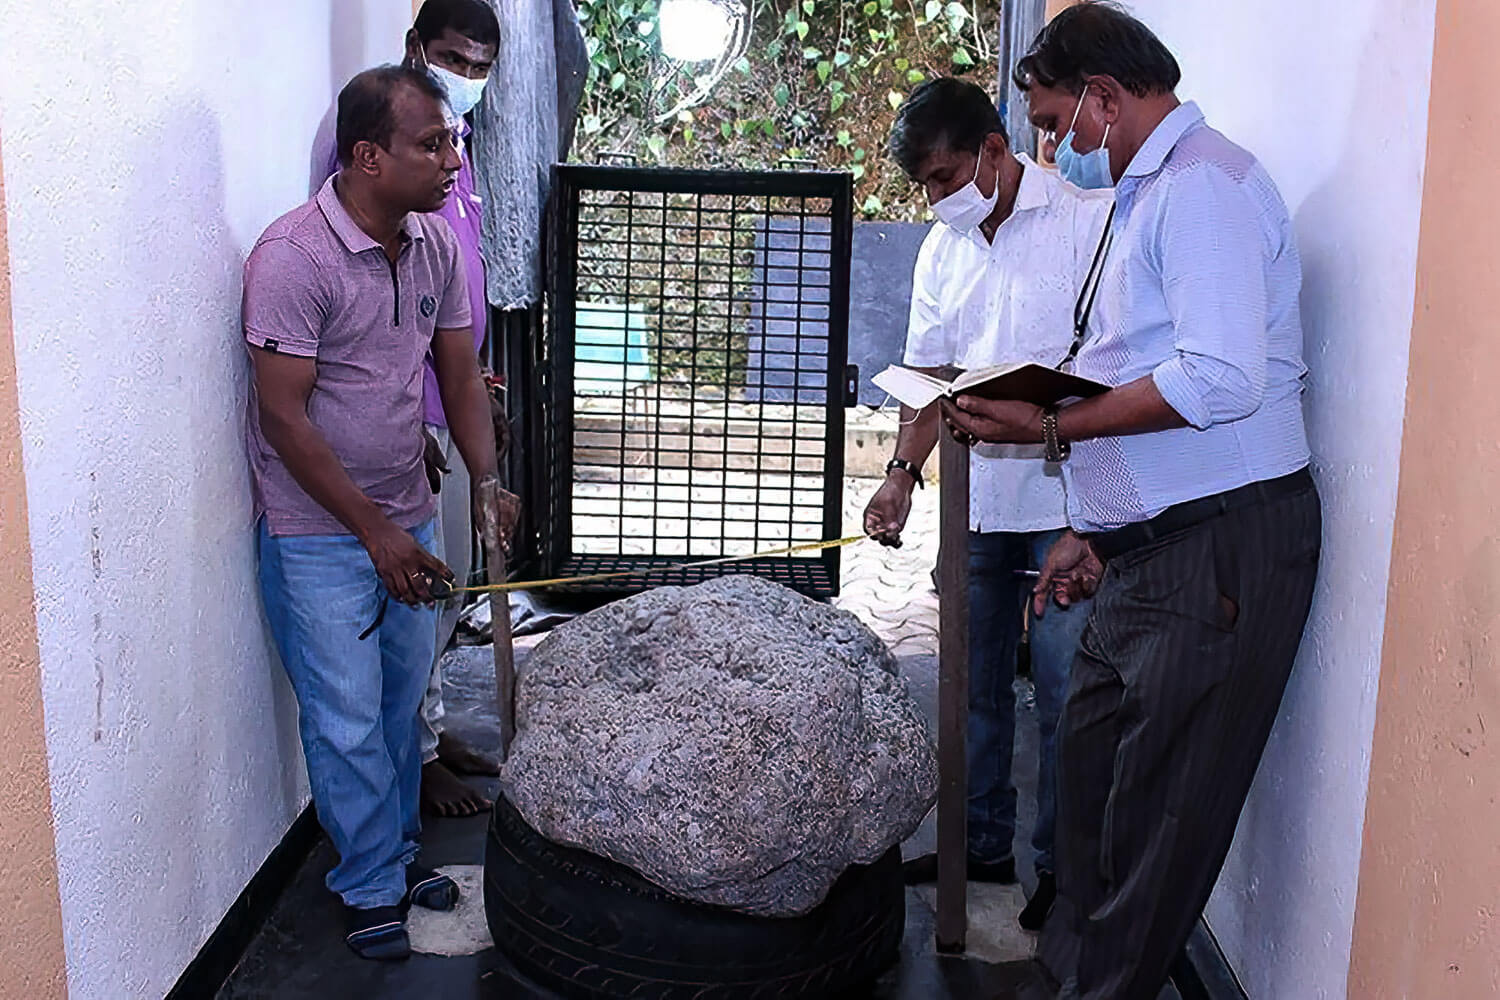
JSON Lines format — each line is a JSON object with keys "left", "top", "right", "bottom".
{"left": 863, "top": 476, "right": 915, "bottom": 548}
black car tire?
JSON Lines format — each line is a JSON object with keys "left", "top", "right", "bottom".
{"left": 484, "top": 793, "right": 904, "bottom": 999}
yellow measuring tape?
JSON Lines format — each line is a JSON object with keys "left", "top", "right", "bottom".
{"left": 449, "top": 534, "right": 869, "bottom": 596}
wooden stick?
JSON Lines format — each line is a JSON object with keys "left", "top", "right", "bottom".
{"left": 484, "top": 540, "right": 516, "bottom": 763}
{"left": 935, "top": 432, "right": 970, "bottom": 954}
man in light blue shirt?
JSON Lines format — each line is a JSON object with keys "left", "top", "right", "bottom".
{"left": 944, "top": 5, "right": 1322, "bottom": 998}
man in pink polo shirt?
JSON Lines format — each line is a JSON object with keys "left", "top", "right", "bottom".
{"left": 311, "top": 0, "right": 501, "bottom": 818}
{"left": 246, "top": 65, "right": 511, "bottom": 960}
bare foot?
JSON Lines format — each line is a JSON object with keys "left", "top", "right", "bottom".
{"left": 436, "top": 731, "right": 501, "bottom": 776}
{"left": 420, "top": 760, "right": 491, "bottom": 818}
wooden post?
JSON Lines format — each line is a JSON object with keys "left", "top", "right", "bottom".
{"left": 935, "top": 432, "right": 970, "bottom": 953}
{"left": 485, "top": 542, "right": 516, "bottom": 762}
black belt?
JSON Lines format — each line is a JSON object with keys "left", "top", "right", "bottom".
{"left": 1085, "top": 467, "right": 1315, "bottom": 562}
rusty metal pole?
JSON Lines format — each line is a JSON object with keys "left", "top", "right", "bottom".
{"left": 935, "top": 432, "right": 970, "bottom": 953}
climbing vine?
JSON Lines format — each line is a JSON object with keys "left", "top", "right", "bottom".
{"left": 573, "top": 0, "right": 1000, "bottom": 221}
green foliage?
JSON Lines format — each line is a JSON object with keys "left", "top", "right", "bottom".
{"left": 572, "top": 0, "right": 999, "bottom": 221}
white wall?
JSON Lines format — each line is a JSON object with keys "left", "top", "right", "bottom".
{"left": 1121, "top": 2, "right": 1437, "bottom": 996}
{"left": 0, "top": 2, "right": 412, "bottom": 996}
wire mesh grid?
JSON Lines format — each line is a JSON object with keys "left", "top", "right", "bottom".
{"left": 544, "top": 167, "right": 853, "bottom": 598}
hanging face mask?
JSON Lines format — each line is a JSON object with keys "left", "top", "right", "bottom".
{"left": 1055, "top": 91, "right": 1114, "bottom": 190}
{"left": 931, "top": 150, "right": 1001, "bottom": 232}
{"left": 418, "top": 46, "right": 488, "bottom": 118}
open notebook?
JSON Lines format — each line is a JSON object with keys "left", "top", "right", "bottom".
{"left": 872, "top": 362, "right": 1110, "bottom": 410}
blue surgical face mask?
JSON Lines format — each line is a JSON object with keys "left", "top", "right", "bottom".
{"left": 1055, "top": 91, "right": 1113, "bottom": 190}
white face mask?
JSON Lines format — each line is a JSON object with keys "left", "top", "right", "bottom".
{"left": 418, "top": 47, "right": 488, "bottom": 118}
{"left": 931, "top": 150, "right": 1000, "bottom": 232}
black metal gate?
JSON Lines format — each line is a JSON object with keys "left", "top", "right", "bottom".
{"left": 536, "top": 165, "right": 855, "bottom": 599}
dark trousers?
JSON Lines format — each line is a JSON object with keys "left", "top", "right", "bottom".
{"left": 1041, "top": 479, "right": 1321, "bottom": 1000}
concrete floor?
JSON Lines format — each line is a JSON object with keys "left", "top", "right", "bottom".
{"left": 221, "top": 845, "right": 1055, "bottom": 1000}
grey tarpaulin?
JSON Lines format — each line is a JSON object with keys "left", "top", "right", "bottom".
{"left": 471, "top": 0, "right": 588, "bottom": 310}
{"left": 998, "top": 0, "right": 1046, "bottom": 159}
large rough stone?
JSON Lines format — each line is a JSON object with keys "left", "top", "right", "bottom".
{"left": 501, "top": 575, "right": 938, "bottom": 917}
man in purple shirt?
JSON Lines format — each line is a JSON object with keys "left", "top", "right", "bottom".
{"left": 246, "top": 65, "right": 508, "bottom": 959}
{"left": 311, "top": 0, "right": 501, "bottom": 819}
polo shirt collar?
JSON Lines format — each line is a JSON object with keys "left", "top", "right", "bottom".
{"left": 1122, "top": 100, "right": 1205, "bottom": 180}
{"left": 316, "top": 175, "right": 425, "bottom": 255}
{"left": 400, "top": 211, "right": 423, "bottom": 244}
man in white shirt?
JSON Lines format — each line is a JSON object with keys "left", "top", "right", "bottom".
{"left": 865, "top": 78, "right": 1113, "bottom": 929}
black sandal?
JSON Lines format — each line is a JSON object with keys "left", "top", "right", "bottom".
{"left": 344, "top": 904, "right": 409, "bottom": 961}
{"left": 406, "top": 864, "right": 460, "bottom": 912}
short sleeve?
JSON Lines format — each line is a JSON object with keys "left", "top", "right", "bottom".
{"left": 434, "top": 229, "right": 472, "bottom": 331}
{"left": 242, "top": 238, "right": 327, "bottom": 358}
{"left": 901, "top": 228, "right": 952, "bottom": 368}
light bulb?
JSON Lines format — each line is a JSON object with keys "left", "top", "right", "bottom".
{"left": 658, "top": 0, "right": 734, "bottom": 63}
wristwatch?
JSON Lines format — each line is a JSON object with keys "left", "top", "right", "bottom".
{"left": 1041, "top": 406, "right": 1070, "bottom": 463}
{"left": 885, "top": 457, "right": 924, "bottom": 489}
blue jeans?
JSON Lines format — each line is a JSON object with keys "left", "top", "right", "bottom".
{"left": 257, "top": 518, "right": 438, "bottom": 908}
{"left": 968, "top": 528, "right": 1091, "bottom": 875}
